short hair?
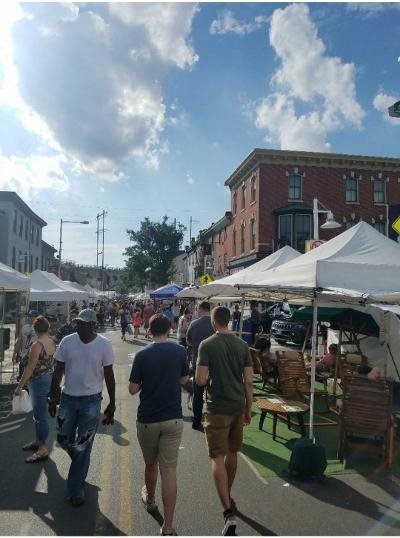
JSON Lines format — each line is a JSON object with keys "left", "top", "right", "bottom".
{"left": 198, "top": 301, "right": 211, "bottom": 312}
{"left": 184, "top": 308, "right": 190, "bottom": 315}
{"left": 149, "top": 314, "right": 171, "bottom": 336}
{"left": 33, "top": 315, "right": 50, "bottom": 334}
{"left": 211, "top": 306, "right": 231, "bottom": 327}
{"left": 329, "top": 344, "right": 338, "bottom": 353}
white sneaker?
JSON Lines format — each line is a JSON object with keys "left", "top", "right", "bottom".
{"left": 141, "top": 485, "right": 158, "bottom": 514}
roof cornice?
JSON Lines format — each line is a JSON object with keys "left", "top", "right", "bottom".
{"left": 224, "top": 148, "right": 400, "bottom": 189}
{"left": 0, "top": 191, "right": 47, "bottom": 226}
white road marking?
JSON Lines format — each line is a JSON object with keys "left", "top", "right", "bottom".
{"left": 239, "top": 452, "right": 269, "bottom": 485}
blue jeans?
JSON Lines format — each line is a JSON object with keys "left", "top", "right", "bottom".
{"left": 56, "top": 392, "right": 102, "bottom": 498}
{"left": 28, "top": 372, "right": 52, "bottom": 445}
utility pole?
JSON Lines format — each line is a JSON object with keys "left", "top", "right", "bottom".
{"left": 189, "top": 216, "right": 192, "bottom": 244}
{"left": 96, "top": 211, "right": 107, "bottom": 291}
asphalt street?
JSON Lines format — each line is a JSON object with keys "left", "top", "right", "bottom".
{"left": 1, "top": 329, "right": 400, "bottom": 536}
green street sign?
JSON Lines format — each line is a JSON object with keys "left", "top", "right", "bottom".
{"left": 388, "top": 100, "right": 400, "bottom": 118}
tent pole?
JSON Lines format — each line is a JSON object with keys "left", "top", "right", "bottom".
{"left": 309, "top": 292, "right": 318, "bottom": 441}
{"left": 238, "top": 295, "right": 245, "bottom": 337}
{"left": 333, "top": 329, "right": 342, "bottom": 396}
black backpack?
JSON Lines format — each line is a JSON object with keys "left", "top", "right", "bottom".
{"left": 289, "top": 438, "right": 327, "bottom": 480}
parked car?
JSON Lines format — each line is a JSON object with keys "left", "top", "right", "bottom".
{"left": 271, "top": 317, "right": 310, "bottom": 346}
{"left": 260, "top": 302, "right": 292, "bottom": 332}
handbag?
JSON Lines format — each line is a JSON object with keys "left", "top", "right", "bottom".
{"left": 12, "top": 390, "right": 33, "bottom": 415}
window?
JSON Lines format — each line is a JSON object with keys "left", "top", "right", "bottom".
{"left": 250, "top": 218, "right": 256, "bottom": 250}
{"left": 346, "top": 178, "right": 358, "bottom": 203}
{"left": 30, "top": 224, "right": 34, "bottom": 244}
{"left": 19, "top": 216, "right": 23, "bottom": 237}
{"left": 18, "top": 250, "right": 22, "bottom": 273}
{"left": 25, "top": 219, "right": 28, "bottom": 240}
{"left": 241, "top": 183, "right": 246, "bottom": 209}
{"left": 278, "top": 214, "right": 292, "bottom": 247}
{"left": 24, "top": 252, "right": 27, "bottom": 273}
{"left": 13, "top": 210, "right": 17, "bottom": 233}
{"left": 36, "top": 228, "right": 39, "bottom": 246}
{"left": 41, "top": 255, "right": 44, "bottom": 270}
{"left": 240, "top": 223, "right": 245, "bottom": 253}
{"left": 223, "top": 254, "right": 227, "bottom": 274}
{"left": 345, "top": 220, "right": 357, "bottom": 230}
{"left": 232, "top": 228, "right": 236, "bottom": 256}
{"left": 218, "top": 256, "right": 222, "bottom": 274}
{"left": 289, "top": 174, "right": 302, "bottom": 200}
{"left": 29, "top": 254, "right": 33, "bottom": 273}
{"left": 294, "top": 214, "right": 311, "bottom": 252}
{"left": 250, "top": 176, "right": 256, "bottom": 202}
{"left": 12, "top": 247, "right": 16, "bottom": 269}
{"left": 373, "top": 179, "right": 385, "bottom": 204}
{"left": 35, "top": 256, "right": 39, "bottom": 270}
{"left": 373, "top": 221, "right": 386, "bottom": 235}
{"left": 278, "top": 213, "right": 311, "bottom": 252}
{"left": 233, "top": 191, "right": 237, "bottom": 215}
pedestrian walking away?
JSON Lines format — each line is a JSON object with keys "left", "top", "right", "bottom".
{"left": 120, "top": 305, "right": 131, "bottom": 341}
{"left": 14, "top": 315, "right": 55, "bottom": 463}
{"left": 196, "top": 306, "right": 253, "bottom": 536}
{"left": 47, "top": 308, "right": 116, "bottom": 507}
{"left": 186, "top": 301, "right": 214, "bottom": 432}
{"left": 129, "top": 314, "right": 189, "bottom": 536}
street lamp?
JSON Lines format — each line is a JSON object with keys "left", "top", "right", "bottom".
{"left": 313, "top": 198, "right": 341, "bottom": 240}
{"left": 58, "top": 219, "right": 89, "bottom": 278}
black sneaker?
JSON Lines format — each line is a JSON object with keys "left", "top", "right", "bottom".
{"left": 192, "top": 423, "right": 204, "bottom": 433}
{"left": 222, "top": 514, "right": 237, "bottom": 536}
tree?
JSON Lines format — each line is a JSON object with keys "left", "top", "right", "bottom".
{"left": 124, "top": 216, "right": 185, "bottom": 290}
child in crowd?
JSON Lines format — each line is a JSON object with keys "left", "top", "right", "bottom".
{"left": 133, "top": 310, "right": 142, "bottom": 338}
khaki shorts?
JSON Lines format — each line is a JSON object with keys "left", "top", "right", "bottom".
{"left": 137, "top": 419, "right": 183, "bottom": 468}
{"left": 203, "top": 413, "right": 244, "bottom": 459}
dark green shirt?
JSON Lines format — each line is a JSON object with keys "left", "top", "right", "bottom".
{"left": 198, "top": 333, "right": 252, "bottom": 415}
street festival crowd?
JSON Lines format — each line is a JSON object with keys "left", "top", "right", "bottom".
{"left": 10, "top": 296, "right": 380, "bottom": 536}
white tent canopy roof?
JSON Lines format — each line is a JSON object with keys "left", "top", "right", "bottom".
{"left": 239, "top": 222, "right": 400, "bottom": 302}
{"left": 0, "top": 261, "right": 30, "bottom": 292}
{"left": 30, "top": 270, "right": 89, "bottom": 302}
{"left": 177, "top": 245, "right": 300, "bottom": 299}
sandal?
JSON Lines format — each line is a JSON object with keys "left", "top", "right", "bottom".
{"left": 22, "top": 442, "right": 40, "bottom": 451}
{"left": 25, "top": 451, "right": 49, "bottom": 463}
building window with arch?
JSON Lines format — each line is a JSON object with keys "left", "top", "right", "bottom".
{"left": 232, "top": 228, "right": 236, "bottom": 256}
{"left": 233, "top": 191, "right": 237, "bottom": 215}
{"left": 288, "top": 174, "right": 302, "bottom": 200}
{"left": 240, "top": 222, "right": 245, "bottom": 253}
{"left": 223, "top": 253, "right": 227, "bottom": 274}
{"left": 346, "top": 177, "right": 358, "bottom": 202}
{"left": 25, "top": 219, "right": 28, "bottom": 240}
{"left": 218, "top": 256, "right": 222, "bottom": 274}
{"left": 250, "top": 218, "right": 256, "bottom": 250}
{"left": 250, "top": 176, "right": 256, "bottom": 202}
{"left": 13, "top": 210, "right": 17, "bottom": 233}
{"left": 19, "top": 216, "right": 23, "bottom": 238}
{"left": 373, "top": 179, "right": 385, "bottom": 204}
{"left": 241, "top": 183, "right": 246, "bottom": 210}
{"left": 36, "top": 228, "right": 39, "bottom": 246}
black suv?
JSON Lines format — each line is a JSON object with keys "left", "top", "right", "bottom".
{"left": 268, "top": 303, "right": 310, "bottom": 346}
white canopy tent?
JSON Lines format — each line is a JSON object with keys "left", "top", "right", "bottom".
{"left": 63, "top": 280, "right": 87, "bottom": 293}
{"left": 176, "top": 246, "right": 300, "bottom": 300}
{"left": 235, "top": 222, "right": 400, "bottom": 439}
{"left": 30, "top": 270, "right": 89, "bottom": 302}
{"left": 0, "top": 261, "right": 30, "bottom": 292}
{"left": 84, "top": 284, "right": 102, "bottom": 299}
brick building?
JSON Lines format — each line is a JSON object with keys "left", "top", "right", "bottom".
{"left": 221, "top": 148, "right": 400, "bottom": 273}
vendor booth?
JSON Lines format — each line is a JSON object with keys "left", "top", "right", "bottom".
{"left": 150, "top": 283, "right": 183, "bottom": 300}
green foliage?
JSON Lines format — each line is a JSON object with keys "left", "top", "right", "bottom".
{"left": 124, "top": 216, "right": 185, "bottom": 290}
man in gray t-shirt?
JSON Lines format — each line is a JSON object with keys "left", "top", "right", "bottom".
{"left": 186, "top": 301, "right": 214, "bottom": 431}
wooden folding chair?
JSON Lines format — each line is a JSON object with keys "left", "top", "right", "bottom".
{"left": 338, "top": 374, "right": 394, "bottom": 467}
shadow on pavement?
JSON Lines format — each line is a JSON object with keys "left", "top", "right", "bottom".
{"left": 98, "top": 418, "right": 130, "bottom": 447}
{"left": 0, "top": 384, "right": 125, "bottom": 536}
{"left": 235, "top": 508, "right": 277, "bottom": 536}
{"left": 293, "top": 476, "right": 400, "bottom": 527}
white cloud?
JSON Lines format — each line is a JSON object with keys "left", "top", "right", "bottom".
{"left": 346, "top": 3, "right": 400, "bottom": 18}
{"left": 0, "top": 152, "right": 69, "bottom": 199}
{"left": 252, "top": 3, "right": 365, "bottom": 151}
{"left": 210, "top": 10, "right": 268, "bottom": 35}
{"left": 0, "top": 2, "right": 199, "bottom": 189}
{"left": 186, "top": 172, "right": 195, "bottom": 185}
{"left": 373, "top": 92, "right": 400, "bottom": 126}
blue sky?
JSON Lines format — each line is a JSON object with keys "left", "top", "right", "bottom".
{"left": 0, "top": 2, "right": 399, "bottom": 268}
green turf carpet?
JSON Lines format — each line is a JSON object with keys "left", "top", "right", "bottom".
{"left": 243, "top": 379, "right": 400, "bottom": 478}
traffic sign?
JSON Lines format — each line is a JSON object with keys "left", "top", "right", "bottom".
{"left": 392, "top": 215, "right": 400, "bottom": 234}
{"left": 199, "top": 273, "right": 213, "bottom": 285}
{"left": 388, "top": 100, "right": 400, "bottom": 118}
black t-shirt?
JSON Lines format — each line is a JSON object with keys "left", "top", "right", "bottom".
{"left": 129, "top": 342, "right": 189, "bottom": 423}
